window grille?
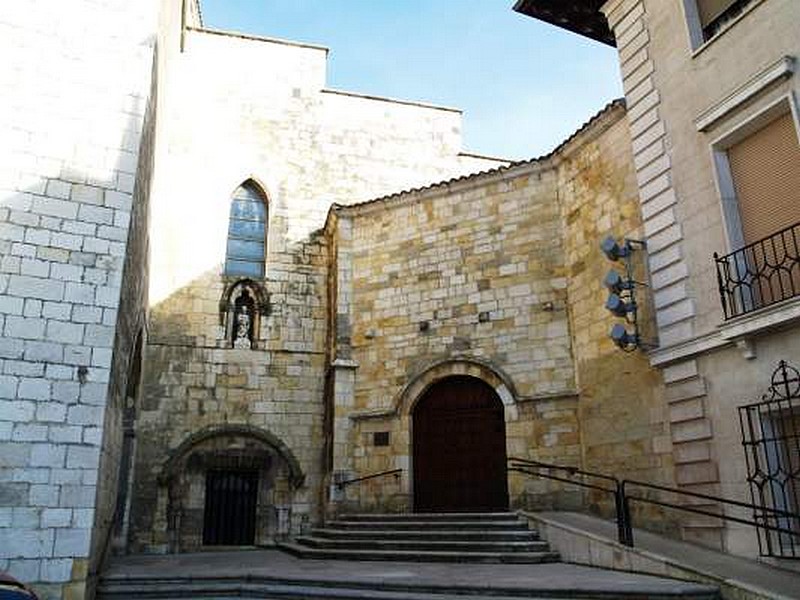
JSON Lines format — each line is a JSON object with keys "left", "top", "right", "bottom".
{"left": 739, "top": 361, "right": 800, "bottom": 558}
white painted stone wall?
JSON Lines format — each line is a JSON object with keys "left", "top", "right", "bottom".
{"left": 148, "top": 27, "right": 505, "bottom": 306}
{"left": 0, "top": 1, "right": 161, "bottom": 597}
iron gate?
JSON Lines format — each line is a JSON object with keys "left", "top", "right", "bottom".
{"left": 203, "top": 469, "right": 258, "bottom": 546}
{"left": 739, "top": 360, "right": 800, "bottom": 558}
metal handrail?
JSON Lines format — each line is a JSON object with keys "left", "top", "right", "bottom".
{"left": 508, "top": 457, "right": 633, "bottom": 546}
{"left": 509, "top": 457, "right": 800, "bottom": 551}
{"left": 622, "top": 479, "right": 800, "bottom": 536}
{"left": 336, "top": 468, "right": 402, "bottom": 490}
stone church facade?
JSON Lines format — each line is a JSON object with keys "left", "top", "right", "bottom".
{"left": 6, "top": 0, "right": 798, "bottom": 598}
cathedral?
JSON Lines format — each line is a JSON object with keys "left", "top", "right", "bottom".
{"left": 2, "top": 0, "right": 800, "bottom": 598}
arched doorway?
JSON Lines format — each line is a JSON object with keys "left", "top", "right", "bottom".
{"left": 159, "top": 425, "right": 305, "bottom": 552}
{"left": 413, "top": 376, "right": 508, "bottom": 512}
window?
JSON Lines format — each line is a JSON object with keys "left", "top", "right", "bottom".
{"left": 684, "top": 0, "right": 758, "bottom": 49}
{"left": 727, "top": 112, "right": 800, "bottom": 245}
{"left": 225, "top": 182, "right": 267, "bottom": 278}
{"left": 712, "top": 102, "right": 800, "bottom": 318}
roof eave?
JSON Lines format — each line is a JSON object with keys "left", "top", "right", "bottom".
{"left": 512, "top": 0, "right": 616, "bottom": 47}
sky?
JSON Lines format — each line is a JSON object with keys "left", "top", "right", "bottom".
{"left": 199, "top": 0, "right": 624, "bottom": 161}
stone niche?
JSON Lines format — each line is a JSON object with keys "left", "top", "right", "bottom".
{"left": 164, "top": 432, "right": 295, "bottom": 552}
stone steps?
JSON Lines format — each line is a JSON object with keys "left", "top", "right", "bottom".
{"left": 311, "top": 528, "right": 539, "bottom": 541}
{"left": 292, "top": 535, "right": 551, "bottom": 553}
{"left": 97, "top": 574, "right": 721, "bottom": 600}
{"left": 278, "top": 512, "right": 558, "bottom": 564}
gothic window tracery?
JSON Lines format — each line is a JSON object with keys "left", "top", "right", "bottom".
{"left": 225, "top": 181, "right": 267, "bottom": 278}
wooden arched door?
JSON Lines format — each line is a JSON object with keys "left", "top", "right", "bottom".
{"left": 412, "top": 376, "right": 509, "bottom": 512}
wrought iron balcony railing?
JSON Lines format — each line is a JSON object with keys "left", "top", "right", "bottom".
{"left": 714, "top": 221, "right": 800, "bottom": 320}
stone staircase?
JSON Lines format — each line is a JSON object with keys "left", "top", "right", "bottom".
{"left": 276, "top": 512, "right": 559, "bottom": 563}
{"left": 96, "top": 513, "right": 722, "bottom": 599}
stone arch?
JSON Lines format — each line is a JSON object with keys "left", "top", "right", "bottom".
{"left": 232, "top": 175, "right": 270, "bottom": 202}
{"left": 158, "top": 424, "right": 305, "bottom": 488}
{"left": 395, "top": 358, "right": 518, "bottom": 417}
{"left": 156, "top": 424, "right": 306, "bottom": 551}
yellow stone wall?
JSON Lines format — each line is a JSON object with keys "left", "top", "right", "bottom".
{"left": 558, "top": 105, "right": 674, "bottom": 524}
{"left": 328, "top": 103, "right": 675, "bottom": 518}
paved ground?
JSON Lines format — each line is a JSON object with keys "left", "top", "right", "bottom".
{"left": 536, "top": 512, "right": 800, "bottom": 599}
{"left": 104, "top": 548, "right": 719, "bottom": 596}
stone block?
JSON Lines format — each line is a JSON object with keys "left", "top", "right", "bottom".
{"left": 22, "top": 299, "right": 42, "bottom": 318}
{"left": 41, "top": 558, "right": 73, "bottom": 583}
{"left": 12, "top": 424, "right": 48, "bottom": 442}
{"left": 0, "top": 296, "right": 24, "bottom": 315}
{"left": 4, "top": 361, "right": 44, "bottom": 377}
{"left": 45, "top": 364, "right": 74, "bottom": 380}
{"left": 29, "top": 484, "right": 60, "bottom": 507}
{"left": 24, "top": 341, "right": 63, "bottom": 363}
{"left": 19, "top": 258, "right": 49, "bottom": 278}
{"left": 50, "top": 469, "right": 83, "bottom": 485}
{"left": 41, "top": 508, "right": 72, "bottom": 528}
{"left": 17, "top": 377, "right": 51, "bottom": 401}
{"left": 53, "top": 527, "right": 91, "bottom": 557}
{"left": 6, "top": 558, "right": 40, "bottom": 582}
{"left": 83, "top": 324, "right": 114, "bottom": 347}
{"left": 71, "top": 185, "right": 104, "bottom": 205}
{"left": 45, "top": 180, "right": 72, "bottom": 200}
{"left": 0, "top": 482, "right": 28, "bottom": 506}
{"left": 8, "top": 275, "right": 64, "bottom": 301}
{"left": 0, "top": 529, "right": 53, "bottom": 559}
{"left": 78, "top": 205, "right": 114, "bottom": 225}
{"left": 71, "top": 509, "right": 93, "bottom": 528}
{"left": 67, "top": 405, "right": 103, "bottom": 427}
{"left": 32, "top": 197, "right": 79, "bottom": 219}
{"left": 48, "top": 426, "right": 83, "bottom": 444}
{"left": 0, "top": 442, "right": 31, "bottom": 467}
{"left": 104, "top": 190, "right": 132, "bottom": 211}
{"left": 59, "top": 485, "right": 96, "bottom": 509}
{"left": 0, "top": 376, "right": 19, "bottom": 400}
{"left": 52, "top": 381, "right": 80, "bottom": 403}
{"left": 665, "top": 377, "right": 707, "bottom": 403}
{"left": 41, "top": 302, "right": 72, "bottom": 320}
{"left": 50, "top": 263, "right": 83, "bottom": 283}
{"left": 50, "top": 232, "right": 83, "bottom": 252}
{"left": 0, "top": 337, "right": 25, "bottom": 360}
{"left": 63, "top": 346, "right": 91, "bottom": 366}
{"left": 30, "top": 443, "right": 66, "bottom": 467}
{"left": 671, "top": 418, "right": 713, "bottom": 443}
{"left": 66, "top": 445, "right": 100, "bottom": 470}
{"left": 46, "top": 321, "right": 84, "bottom": 345}
{"left": 4, "top": 316, "right": 46, "bottom": 340}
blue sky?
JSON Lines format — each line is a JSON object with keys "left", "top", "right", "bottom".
{"left": 199, "top": 1, "right": 623, "bottom": 160}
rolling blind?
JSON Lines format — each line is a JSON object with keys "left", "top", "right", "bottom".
{"left": 728, "top": 112, "right": 800, "bottom": 245}
{"left": 697, "top": 0, "right": 736, "bottom": 28}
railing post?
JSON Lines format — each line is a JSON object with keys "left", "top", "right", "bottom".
{"left": 615, "top": 480, "right": 634, "bottom": 547}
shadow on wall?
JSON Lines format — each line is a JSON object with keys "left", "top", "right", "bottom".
{"left": 0, "top": 91, "right": 153, "bottom": 600}
{"left": 126, "top": 226, "right": 329, "bottom": 553}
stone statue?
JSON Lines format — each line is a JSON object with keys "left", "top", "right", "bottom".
{"left": 233, "top": 304, "right": 251, "bottom": 349}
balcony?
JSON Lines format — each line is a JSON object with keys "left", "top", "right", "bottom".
{"left": 714, "top": 221, "right": 800, "bottom": 320}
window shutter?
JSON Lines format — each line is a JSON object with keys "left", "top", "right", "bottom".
{"left": 728, "top": 112, "right": 800, "bottom": 245}
{"left": 696, "top": 0, "right": 736, "bottom": 28}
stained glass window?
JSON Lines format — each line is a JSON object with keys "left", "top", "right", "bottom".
{"left": 225, "top": 182, "right": 266, "bottom": 277}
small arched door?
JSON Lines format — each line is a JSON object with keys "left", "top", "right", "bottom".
{"left": 412, "top": 376, "right": 509, "bottom": 512}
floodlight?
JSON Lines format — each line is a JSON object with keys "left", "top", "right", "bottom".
{"left": 603, "top": 269, "right": 630, "bottom": 293}
{"left": 610, "top": 323, "right": 637, "bottom": 349}
{"left": 600, "top": 236, "right": 630, "bottom": 262}
{"left": 605, "top": 293, "right": 633, "bottom": 317}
